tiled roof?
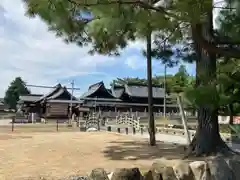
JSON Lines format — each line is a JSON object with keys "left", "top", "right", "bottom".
{"left": 81, "top": 82, "right": 168, "bottom": 100}
{"left": 35, "top": 84, "right": 62, "bottom": 102}
{"left": 46, "top": 88, "right": 65, "bottom": 100}
{"left": 47, "top": 99, "right": 82, "bottom": 103}
{"left": 81, "top": 81, "right": 103, "bottom": 98}
{"left": 81, "top": 81, "right": 115, "bottom": 99}
{"left": 111, "top": 86, "right": 125, "bottom": 98}
{"left": 46, "top": 87, "right": 77, "bottom": 101}
{"left": 19, "top": 84, "right": 77, "bottom": 103}
{"left": 113, "top": 89, "right": 124, "bottom": 98}
{"left": 124, "top": 84, "right": 166, "bottom": 98}
{"left": 19, "top": 94, "right": 42, "bottom": 102}
{"left": 88, "top": 81, "right": 104, "bottom": 90}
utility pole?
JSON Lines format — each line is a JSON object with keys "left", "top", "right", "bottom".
{"left": 69, "top": 80, "right": 74, "bottom": 121}
{"left": 94, "top": 96, "right": 97, "bottom": 113}
{"left": 27, "top": 84, "right": 80, "bottom": 90}
{"left": 163, "top": 64, "right": 167, "bottom": 118}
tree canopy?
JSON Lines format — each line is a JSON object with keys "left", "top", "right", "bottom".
{"left": 110, "top": 64, "right": 193, "bottom": 93}
{"left": 22, "top": 0, "right": 240, "bottom": 156}
{"left": 4, "top": 77, "right": 31, "bottom": 110}
{"left": 23, "top": 0, "right": 240, "bottom": 59}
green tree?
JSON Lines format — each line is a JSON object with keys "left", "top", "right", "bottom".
{"left": 110, "top": 77, "right": 148, "bottom": 86}
{"left": 153, "top": 74, "right": 175, "bottom": 93}
{"left": 217, "top": 58, "right": 240, "bottom": 118}
{"left": 217, "top": 0, "right": 240, "bottom": 120}
{"left": 23, "top": 0, "right": 240, "bottom": 156}
{"left": 110, "top": 72, "right": 190, "bottom": 94}
{"left": 172, "top": 65, "right": 190, "bottom": 93}
{"left": 4, "top": 77, "right": 31, "bottom": 110}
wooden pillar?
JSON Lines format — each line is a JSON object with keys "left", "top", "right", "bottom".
{"left": 98, "top": 107, "right": 101, "bottom": 115}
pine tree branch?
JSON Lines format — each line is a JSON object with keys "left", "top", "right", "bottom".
{"left": 67, "top": 0, "right": 179, "bottom": 19}
{"left": 213, "top": 32, "right": 240, "bottom": 45}
{"left": 193, "top": 24, "right": 240, "bottom": 58}
{"left": 191, "top": 7, "right": 240, "bottom": 59}
{"left": 213, "top": 6, "right": 236, "bottom": 10}
{"left": 153, "top": 22, "right": 190, "bottom": 46}
{"left": 52, "top": 0, "right": 240, "bottom": 58}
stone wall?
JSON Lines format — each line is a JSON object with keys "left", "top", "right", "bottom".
{"left": 69, "top": 156, "right": 240, "bottom": 180}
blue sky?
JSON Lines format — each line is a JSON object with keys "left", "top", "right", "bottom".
{"left": 0, "top": 0, "right": 195, "bottom": 97}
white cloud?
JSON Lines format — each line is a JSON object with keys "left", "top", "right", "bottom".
{"left": 1, "top": 0, "right": 217, "bottom": 97}
{"left": 0, "top": 0, "right": 121, "bottom": 97}
{"left": 128, "top": 40, "right": 145, "bottom": 51}
{"left": 125, "top": 55, "right": 146, "bottom": 70}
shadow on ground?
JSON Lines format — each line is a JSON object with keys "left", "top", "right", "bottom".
{"left": 102, "top": 140, "right": 186, "bottom": 161}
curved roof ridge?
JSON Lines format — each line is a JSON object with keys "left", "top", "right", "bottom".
{"left": 111, "top": 85, "right": 125, "bottom": 98}
{"left": 46, "top": 88, "right": 65, "bottom": 100}
{"left": 88, "top": 81, "right": 103, "bottom": 90}
{"left": 124, "top": 84, "right": 132, "bottom": 96}
{"left": 81, "top": 81, "right": 116, "bottom": 99}
{"left": 34, "top": 84, "right": 62, "bottom": 102}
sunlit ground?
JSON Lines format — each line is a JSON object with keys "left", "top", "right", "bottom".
{"left": 0, "top": 132, "right": 185, "bottom": 180}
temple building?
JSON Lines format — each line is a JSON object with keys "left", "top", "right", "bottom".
{"left": 0, "top": 98, "right": 6, "bottom": 112}
{"left": 18, "top": 84, "right": 83, "bottom": 119}
{"left": 80, "top": 81, "right": 178, "bottom": 113}
{"left": 18, "top": 81, "right": 178, "bottom": 119}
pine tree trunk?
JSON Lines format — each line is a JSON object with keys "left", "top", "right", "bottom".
{"left": 188, "top": 12, "right": 232, "bottom": 156}
{"left": 187, "top": 52, "right": 231, "bottom": 155}
{"left": 188, "top": 107, "right": 230, "bottom": 156}
{"left": 187, "top": 46, "right": 230, "bottom": 155}
{"left": 146, "top": 30, "right": 156, "bottom": 146}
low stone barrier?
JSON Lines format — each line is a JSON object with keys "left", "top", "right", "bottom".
{"left": 68, "top": 156, "right": 240, "bottom": 180}
{"left": 106, "top": 126, "right": 239, "bottom": 143}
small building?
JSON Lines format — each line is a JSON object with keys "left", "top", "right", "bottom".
{"left": 18, "top": 84, "right": 83, "bottom": 119}
{"left": 18, "top": 94, "right": 42, "bottom": 114}
{"left": 0, "top": 98, "right": 5, "bottom": 112}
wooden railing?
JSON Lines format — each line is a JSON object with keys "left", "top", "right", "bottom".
{"left": 116, "top": 114, "right": 140, "bottom": 130}
{"left": 84, "top": 112, "right": 100, "bottom": 130}
{"left": 98, "top": 110, "right": 197, "bottom": 119}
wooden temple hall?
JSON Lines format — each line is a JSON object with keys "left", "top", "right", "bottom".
{"left": 18, "top": 82, "right": 178, "bottom": 119}
{"left": 80, "top": 81, "right": 177, "bottom": 115}
{"left": 18, "top": 84, "right": 86, "bottom": 119}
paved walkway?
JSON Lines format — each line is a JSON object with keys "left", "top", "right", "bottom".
{"left": 0, "top": 119, "right": 12, "bottom": 125}
{"left": 103, "top": 124, "right": 240, "bottom": 150}
{"left": 130, "top": 132, "right": 240, "bottom": 152}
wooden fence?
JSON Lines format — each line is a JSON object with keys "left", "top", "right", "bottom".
{"left": 99, "top": 110, "right": 197, "bottom": 119}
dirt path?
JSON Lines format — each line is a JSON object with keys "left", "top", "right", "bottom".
{"left": 0, "top": 132, "right": 185, "bottom": 180}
